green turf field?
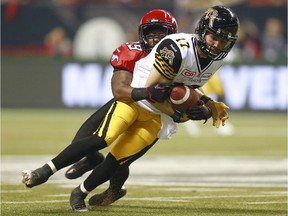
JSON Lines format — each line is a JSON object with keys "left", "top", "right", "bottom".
{"left": 1, "top": 109, "right": 287, "bottom": 215}
{"left": 1, "top": 184, "right": 287, "bottom": 216}
{"left": 1, "top": 109, "right": 287, "bottom": 157}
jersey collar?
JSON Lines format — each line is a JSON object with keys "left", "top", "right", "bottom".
{"left": 192, "top": 37, "right": 213, "bottom": 73}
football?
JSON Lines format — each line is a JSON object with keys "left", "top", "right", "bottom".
{"left": 169, "top": 85, "right": 200, "bottom": 113}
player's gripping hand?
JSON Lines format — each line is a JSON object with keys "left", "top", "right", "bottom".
{"left": 206, "top": 100, "right": 229, "bottom": 128}
{"left": 200, "top": 95, "right": 230, "bottom": 128}
{"left": 131, "top": 83, "right": 171, "bottom": 103}
{"left": 186, "top": 100, "right": 212, "bottom": 123}
{"left": 146, "top": 83, "right": 171, "bottom": 103}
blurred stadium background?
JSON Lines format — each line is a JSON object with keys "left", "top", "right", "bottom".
{"left": 1, "top": 0, "right": 287, "bottom": 110}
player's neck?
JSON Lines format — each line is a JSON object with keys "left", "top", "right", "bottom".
{"left": 196, "top": 45, "right": 207, "bottom": 59}
{"left": 197, "top": 50, "right": 210, "bottom": 64}
{"left": 196, "top": 46, "right": 212, "bottom": 69}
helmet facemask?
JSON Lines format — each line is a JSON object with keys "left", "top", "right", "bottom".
{"left": 197, "top": 27, "right": 237, "bottom": 60}
{"left": 139, "top": 23, "right": 173, "bottom": 53}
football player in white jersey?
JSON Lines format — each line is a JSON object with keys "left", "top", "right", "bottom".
{"left": 21, "top": 9, "right": 181, "bottom": 209}
{"left": 23, "top": 5, "right": 239, "bottom": 212}
{"left": 131, "top": 5, "right": 239, "bottom": 128}
{"left": 65, "top": 9, "right": 179, "bottom": 206}
{"left": 67, "top": 5, "right": 239, "bottom": 212}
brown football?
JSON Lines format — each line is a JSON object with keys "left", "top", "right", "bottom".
{"left": 170, "top": 85, "right": 200, "bottom": 113}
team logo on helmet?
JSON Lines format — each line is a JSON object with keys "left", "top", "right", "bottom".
{"left": 204, "top": 8, "right": 218, "bottom": 28}
{"left": 160, "top": 47, "right": 175, "bottom": 65}
{"left": 148, "top": 18, "right": 161, "bottom": 23}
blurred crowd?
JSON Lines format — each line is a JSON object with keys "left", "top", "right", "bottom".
{"left": 2, "top": 0, "right": 287, "bottom": 63}
{"left": 42, "top": 16, "right": 287, "bottom": 63}
{"left": 236, "top": 17, "right": 287, "bottom": 62}
{"left": 176, "top": 11, "right": 287, "bottom": 63}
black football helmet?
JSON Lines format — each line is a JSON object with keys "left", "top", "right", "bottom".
{"left": 138, "top": 9, "right": 178, "bottom": 53}
{"left": 195, "top": 5, "right": 240, "bottom": 60}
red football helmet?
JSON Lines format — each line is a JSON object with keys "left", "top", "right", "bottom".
{"left": 138, "top": 9, "right": 178, "bottom": 53}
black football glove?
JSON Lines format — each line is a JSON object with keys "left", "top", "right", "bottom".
{"left": 146, "top": 83, "right": 172, "bottom": 103}
{"left": 186, "top": 100, "right": 212, "bottom": 123}
{"left": 200, "top": 95, "right": 230, "bottom": 128}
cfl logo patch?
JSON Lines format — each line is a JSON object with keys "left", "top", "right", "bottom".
{"left": 181, "top": 70, "right": 196, "bottom": 78}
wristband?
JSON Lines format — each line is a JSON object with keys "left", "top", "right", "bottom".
{"left": 200, "top": 95, "right": 211, "bottom": 104}
{"left": 171, "top": 110, "right": 182, "bottom": 123}
{"left": 131, "top": 88, "right": 149, "bottom": 101}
